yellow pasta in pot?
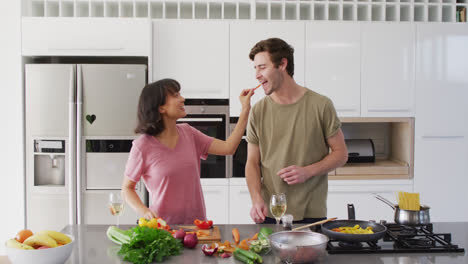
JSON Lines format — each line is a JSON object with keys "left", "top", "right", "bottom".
{"left": 398, "top": 191, "right": 420, "bottom": 211}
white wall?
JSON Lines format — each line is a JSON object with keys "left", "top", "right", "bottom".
{"left": 0, "top": 1, "right": 24, "bottom": 255}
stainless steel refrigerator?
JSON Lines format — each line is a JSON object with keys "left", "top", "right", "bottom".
{"left": 25, "top": 64, "right": 147, "bottom": 231}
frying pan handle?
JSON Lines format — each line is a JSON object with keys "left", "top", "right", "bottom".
{"left": 373, "top": 193, "right": 396, "bottom": 210}
{"left": 347, "top": 204, "right": 355, "bottom": 220}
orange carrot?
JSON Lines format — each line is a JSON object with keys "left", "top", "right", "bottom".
{"left": 248, "top": 233, "right": 258, "bottom": 241}
{"left": 196, "top": 230, "right": 210, "bottom": 237}
{"left": 237, "top": 239, "right": 249, "bottom": 250}
{"left": 232, "top": 228, "right": 240, "bottom": 244}
{"left": 223, "top": 247, "right": 236, "bottom": 253}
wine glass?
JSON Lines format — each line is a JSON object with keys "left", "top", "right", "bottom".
{"left": 109, "top": 192, "right": 125, "bottom": 227}
{"left": 270, "top": 193, "right": 287, "bottom": 227}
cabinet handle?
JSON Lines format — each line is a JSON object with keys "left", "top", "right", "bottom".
{"left": 421, "top": 135, "right": 464, "bottom": 139}
{"left": 336, "top": 108, "right": 358, "bottom": 112}
{"left": 48, "top": 47, "right": 124, "bottom": 51}
{"left": 367, "top": 108, "right": 410, "bottom": 112}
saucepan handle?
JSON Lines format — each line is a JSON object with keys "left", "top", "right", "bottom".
{"left": 347, "top": 204, "right": 355, "bottom": 220}
{"left": 373, "top": 193, "right": 396, "bottom": 210}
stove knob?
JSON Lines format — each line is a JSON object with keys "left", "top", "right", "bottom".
{"left": 201, "top": 107, "right": 206, "bottom": 113}
{"left": 380, "top": 220, "right": 387, "bottom": 225}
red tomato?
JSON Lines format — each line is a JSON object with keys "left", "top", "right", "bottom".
{"left": 15, "top": 229, "right": 33, "bottom": 243}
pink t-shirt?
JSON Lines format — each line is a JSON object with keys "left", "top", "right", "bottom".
{"left": 125, "top": 123, "right": 214, "bottom": 224}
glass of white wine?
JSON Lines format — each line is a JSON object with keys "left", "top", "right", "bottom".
{"left": 109, "top": 192, "right": 125, "bottom": 227}
{"left": 270, "top": 193, "right": 287, "bottom": 227}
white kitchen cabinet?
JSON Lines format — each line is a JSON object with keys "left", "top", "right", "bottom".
{"left": 201, "top": 179, "right": 229, "bottom": 224}
{"left": 414, "top": 24, "right": 468, "bottom": 222}
{"left": 361, "top": 23, "right": 415, "bottom": 117}
{"left": 415, "top": 24, "right": 468, "bottom": 138}
{"left": 153, "top": 21, "right": 229, "bottom": 99}
{"left": 229, "top": 178, "right": 255, "bottom": 224}
{"left": 305, "top": 22, "right": 361, "bottom": 117}
{"left": 328, "top": 180, "right": 413, "bottom": 221}
{"left": 22, "top": 18, "right": 150, "bottom": 56}
{"left": 414, "top": 138, "right": 468, "bottom": 222}
{"left": 229, "top": 21, "right": 305, "bottom": 116}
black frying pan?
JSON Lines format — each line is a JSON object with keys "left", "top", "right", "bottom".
{"left": 321, "top": 204, "right": 387, "bottom": 243}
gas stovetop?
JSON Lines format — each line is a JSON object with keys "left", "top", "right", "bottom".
{"left": 326, "top": 223, "right": 465, "bottom": 254}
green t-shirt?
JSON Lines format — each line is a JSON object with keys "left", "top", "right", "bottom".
{"left": 246, "top": 89, "right": 341, "bottom": 220}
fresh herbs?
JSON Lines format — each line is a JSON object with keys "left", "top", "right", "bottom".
{"left": 107, "top": 226, "right": 183, "bottom": 264}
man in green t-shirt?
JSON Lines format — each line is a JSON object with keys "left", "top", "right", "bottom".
{"left": 245, "top": 38, "right": 348, "bottom": 224}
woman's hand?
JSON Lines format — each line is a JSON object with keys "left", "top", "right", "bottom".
{"left": 239, "top": 88, "right": 254, "bottom": 112}
{"left": 142, "top": 208, "right": 158, "bottom": 220}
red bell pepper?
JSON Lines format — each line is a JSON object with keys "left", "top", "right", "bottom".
{"left": 194, "top": 219, "right": 213, "bottom": 229}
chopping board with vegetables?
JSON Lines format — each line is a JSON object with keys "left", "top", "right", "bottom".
{"left": 176, "top": 225, "right": 221, "bottom": 243}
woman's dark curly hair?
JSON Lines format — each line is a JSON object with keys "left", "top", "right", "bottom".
{"left": 134, "top": 79, "right": 181, "bottom": 136}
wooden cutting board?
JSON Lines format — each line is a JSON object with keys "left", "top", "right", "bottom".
{"left": 177, "top": 225, "right": 221, "bottom": 243}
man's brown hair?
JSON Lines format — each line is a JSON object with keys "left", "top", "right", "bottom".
{"left": 249, "top": 38, "right": 295, "bottom": 77}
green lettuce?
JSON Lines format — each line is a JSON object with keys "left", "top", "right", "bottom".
{"left": 107, "top": 226, "right": 183, "bottom": 264}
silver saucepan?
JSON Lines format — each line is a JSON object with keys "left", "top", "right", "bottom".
{"left": 374, "top": 194, "right": 430, "bottom": 225}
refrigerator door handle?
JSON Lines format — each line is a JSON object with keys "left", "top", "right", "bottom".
{"left": 68, "top": 65, "right": 77, "bottom": 225}
{"left": 76, "top": 65, "right": 83, "bottom": 225}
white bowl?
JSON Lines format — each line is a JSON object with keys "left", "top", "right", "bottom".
{"left": 6, "top": 235, "right": 75, "bottom": 264}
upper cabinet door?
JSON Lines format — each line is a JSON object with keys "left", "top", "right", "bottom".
{"left": 230, "top": 22, "right": 305, "bottom": 117}
{"left": 305, "top": 22, "right": 360, "bottom": 117}
{"left": 81, "top": 64, "right": 146, "bottom": 136}
{"left": 415, "top": 24, "right": 468, "bottom": 137}
{"left": 153, "top": 21, "right": 229, "bottom": 99}
{"left": 361, "top": 23, "right": 415, "bottom": 117}
{"left": 22, "top": 18, "right": 150, "bottom": 56}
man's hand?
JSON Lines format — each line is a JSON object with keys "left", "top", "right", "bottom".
{"left": 250, "top": 201, "right": 268, "bottom": 223}
{"left": 277, "top": 165, "right": 311, "bottom": 185}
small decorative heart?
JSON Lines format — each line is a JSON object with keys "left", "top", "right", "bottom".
{"left": 86, "top": 114, "right": 96, "bottom": 124}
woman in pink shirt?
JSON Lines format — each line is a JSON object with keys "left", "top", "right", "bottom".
{"left": 122, "top": 79, "right": 253, "bottom": 224}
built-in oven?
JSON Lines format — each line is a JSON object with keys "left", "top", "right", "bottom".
{"left": 230, "top": 121, "right": 247, "bottom": 178}
{"left": 177, "top": 99, "right": 230, "bottom": 178}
